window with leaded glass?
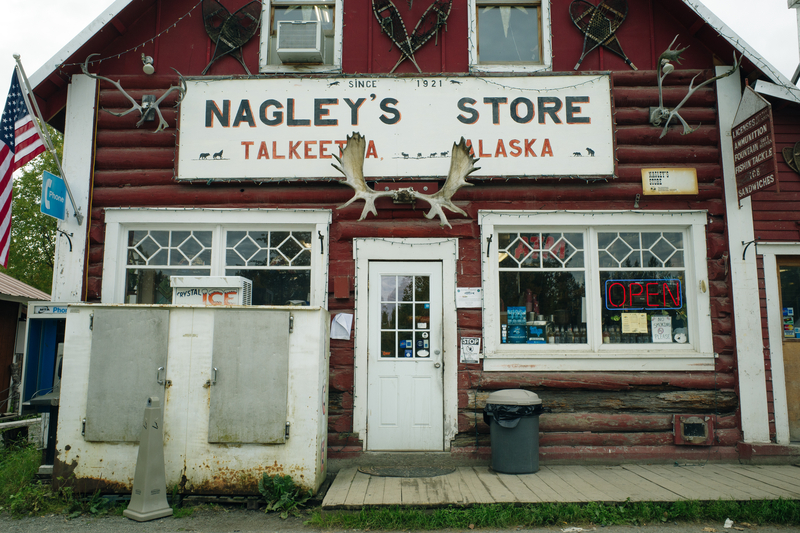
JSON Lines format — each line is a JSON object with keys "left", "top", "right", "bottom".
{"left": 225, "top": 230, "right": 312, "bottom": 305}
{"left": 479, "top": 211, "right": 714, "bottom": 371}
{"left": 106, "top": 209, "right": 330, "bottom": 307}
{"left": 497, "top": 232, "right": 586, "bottom": 345}
{"left": 125, "top": 230, "right": 212, "bottom": 304}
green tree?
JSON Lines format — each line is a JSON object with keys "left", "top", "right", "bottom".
{"left": 0, "top": 126, "right": 61, "bottom": 293}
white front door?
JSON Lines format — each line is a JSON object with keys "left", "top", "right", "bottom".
{"left": 367, "top": 262, "right": 444, "bottom": 451}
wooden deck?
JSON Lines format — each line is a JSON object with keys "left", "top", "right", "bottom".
{"left": 322, "top": 465, "right": 800, "bottom": 509}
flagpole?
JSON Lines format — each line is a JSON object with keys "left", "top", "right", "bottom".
{"left": 13, "top": 55, "right": 84, "bottom": 226}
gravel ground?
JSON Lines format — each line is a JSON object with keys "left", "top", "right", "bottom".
{"left": 0, "top": 508, "right": 797, "bottom": 533}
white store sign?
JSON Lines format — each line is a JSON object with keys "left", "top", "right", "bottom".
{"left": 177, "top": 76, "right": 614, "bottom": 181}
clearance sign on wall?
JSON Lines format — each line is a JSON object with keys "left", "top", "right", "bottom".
{"left": 176, "top": 76, "right": 614, "bottom": 181}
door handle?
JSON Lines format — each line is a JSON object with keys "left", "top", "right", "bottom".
{"left": 434, "top": 363, "right": 441, "bottom": 368}
{"left": 157, "top": 367, "right": 165, "bottom": 385}
{"left": 211, "top": 367, "right": 218, "bottom": 385}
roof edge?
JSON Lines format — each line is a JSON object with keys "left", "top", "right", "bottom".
{"left": 27, "top": 0, "right": 799, "bottom": 93}
{"left": 29, "top": 0, "right": 134, "bottom": 90}
{"left": 682, "top": 0, "right": 796, "bottom": 88}
{"left": 754, "top": 79, "right": 800, "bottom": 105}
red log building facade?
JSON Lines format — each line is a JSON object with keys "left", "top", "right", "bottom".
{"left": 27, "top": 0, "right": 800, "bottom": 470}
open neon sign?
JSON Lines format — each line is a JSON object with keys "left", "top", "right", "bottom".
{"left": 605, "top": 279, "right": 682, "bottom": 310}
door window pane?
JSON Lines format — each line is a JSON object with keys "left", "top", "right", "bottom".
{"left": 379, "top": 274, "right": 432, "bottom": 359}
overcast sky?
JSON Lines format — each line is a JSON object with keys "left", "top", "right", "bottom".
{"left": 1, "top": 0, "right": 799, "bottom": 101}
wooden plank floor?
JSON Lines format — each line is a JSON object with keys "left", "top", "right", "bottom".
{"left": 322, "top": 465, "right": 800, "bottom": 509}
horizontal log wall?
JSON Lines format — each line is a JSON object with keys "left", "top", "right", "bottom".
{"left": 88, "top": 69, "right": 736, "bottom": 461}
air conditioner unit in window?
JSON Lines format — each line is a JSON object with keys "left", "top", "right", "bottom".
{"left": 276, "top": 20, "right": 324, "bottom": 63}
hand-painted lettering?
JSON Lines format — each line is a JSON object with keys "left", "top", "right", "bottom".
{"left": 379, "top": 98, "right": 401, "bottom": 124}
{"left": 287, "top": 99, "right": 310, "bottom": 126}
{"left": 538, "top": 97, "right": 562, "bottom": 124}
{"left": 343, "top": 98, "right": 366, "bottom": 125}
{"left": 206, "top": 100, "right": 230, "bottom": 127}
{"left": 259, "top": 99, "right": 283, "bottom": 126}
{"left": 314, "top": 98, "right": 338, "bottom": 126}
{"left": 566, "top": 96, "right": 590, "bottom": 124}
{"left": 483, "top": 97, "right": 508, "bottom": 125}
{"left": 233, "top": 100, "right": 255, "bottom": 127}
{"left": 457, "top": 98, "right": 478, "bottom": 124}
{"left": 510, "top": 97, "right": 534, "bottom": 124}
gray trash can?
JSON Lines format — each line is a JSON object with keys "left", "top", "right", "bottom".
{"left": 483, "top": 389, "right": 543, "bottom": 474}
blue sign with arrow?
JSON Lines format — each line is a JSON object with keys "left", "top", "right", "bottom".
{"left": 40, "top": 171, "right": 66, "bottom": 221}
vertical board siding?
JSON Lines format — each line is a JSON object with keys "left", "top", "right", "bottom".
{"left": 749, "top": 107, "right": 800, "bottom": 443}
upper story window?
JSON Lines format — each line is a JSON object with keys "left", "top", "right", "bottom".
{"left": 469, "top": 0, "right": 551, "bottom": 73}
{"left": 260, "top": 0, "right": 343, "bottom": 73}
{"left": 480, "top": 211, "right": 714, "bottom": 372}
{"left": 103, "top": 209, "right": 330, "bottom": 307}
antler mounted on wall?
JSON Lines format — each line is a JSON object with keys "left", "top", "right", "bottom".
{"left": 81, "top": 54, "right": 187, "bottom": 133}
{"left": 649, "top": 35, "right": 742, "bottom": 139}
{"left": 333, "top": 132, "right": 479, "bottom": 228}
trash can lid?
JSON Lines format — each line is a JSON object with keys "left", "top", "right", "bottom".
{"left": 486, "top": 389, "right": 542, "bottom": 406}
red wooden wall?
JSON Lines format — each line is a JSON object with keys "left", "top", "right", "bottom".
{"left": 74, "top": 0, "right": 745, "bottom": 460}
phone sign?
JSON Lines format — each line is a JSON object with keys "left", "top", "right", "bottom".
{"left": 40, "top": 171, "right": 66, "bottom": 221}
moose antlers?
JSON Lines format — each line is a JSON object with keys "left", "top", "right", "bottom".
{"left": 81, "top": 54, "right": 187, "bottom": 133}
{"left": 650, "top": 35, "right": 741, "bottom": 139}
{"left": 333, "top": 133, "right": 479, "bottom": 228}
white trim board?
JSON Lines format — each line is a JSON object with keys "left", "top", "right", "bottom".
{"left": 717, "top": 66, "right": 771, "bottom": 443}
{"left": 51, "top": 75, "right": 97, "bottom": 302}
{"left": 758, "top": 242, "right": 800, "bottom": 445}
{"left": 352, "top": 238, "right": 459, "bottom": 451}
{"left": 30, "top": 0, "right": 132, "bottom": 89}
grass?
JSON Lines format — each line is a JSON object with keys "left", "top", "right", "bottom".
{"left": 3, "top": 436, "right": 800, "bottom": 525}
{"left": 308, "top": 500, "right": 800, "bottom": 529}
{"left": 0, "top": 436, "right": 186, "bottom": 518}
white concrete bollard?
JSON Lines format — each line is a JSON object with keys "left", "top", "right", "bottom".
{"left": 123, "top": 397, "right": 173, "bottom": 522}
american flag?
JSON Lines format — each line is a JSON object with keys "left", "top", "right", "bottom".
{"left": 0, "top": 69, "right": 46, "bottom": 267}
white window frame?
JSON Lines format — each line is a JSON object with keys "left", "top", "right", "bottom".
{"left": 468, "top": 0, "right": 552, "bottom": 73}
{"left": 757, "top": 242, "right": 800, "bottom": 445}
{"left": 259, "top": 0, "right": 343, "bottom": 74}
{"left": 101, "top": 208, "right": 331, "bottom": 307}
{"left": 479, "top": 210, "right": 714, "bottom": 371}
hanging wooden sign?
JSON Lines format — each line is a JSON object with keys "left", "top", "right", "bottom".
{"left": 732, "top": 87, "right": 779, "bottom": 200}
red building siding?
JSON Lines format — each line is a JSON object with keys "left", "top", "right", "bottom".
{"left": 70, "top": 0, "right": 745, "bottom": 461}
